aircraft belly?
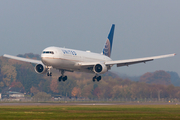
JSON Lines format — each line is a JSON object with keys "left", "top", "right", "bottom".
{"left": 42, "top": 57, "right": 78, "bottom": 70}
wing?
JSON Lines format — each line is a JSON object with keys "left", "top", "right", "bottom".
{"left": 77, "top": 53, "right": 176, "bottom": 68}
{"left": 3, "top": 54, "right": 42, "bottom": 64}
{"left": 106, "top": 53, "right": 176, "bottom": 67}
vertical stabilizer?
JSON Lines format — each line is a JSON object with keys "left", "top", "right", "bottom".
{"left": 102, "top": 24, "right": 115, "bottom": 57}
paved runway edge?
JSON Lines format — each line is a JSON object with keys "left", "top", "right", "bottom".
{"left": 0, "top": 102, "right": 179, "bottom": 106}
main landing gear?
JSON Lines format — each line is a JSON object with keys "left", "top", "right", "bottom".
{"left": 58, "top": 70, "right": 67, "bottom": 82}
{"left": 92, "top": 75, "right": 101, "bottom": 82}
{"left": 46, "top": 67, "right": 68, "bottom": 82}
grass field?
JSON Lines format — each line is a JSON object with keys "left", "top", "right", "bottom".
{"left": 0, "top": 104, "right": 180, "bottom": 120}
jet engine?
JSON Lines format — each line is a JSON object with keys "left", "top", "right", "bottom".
{"left": 93, "top": 63, "right": 107, "bottom": 74}
{"left": 35, "top": 64, "right": 47, "bottom": 74}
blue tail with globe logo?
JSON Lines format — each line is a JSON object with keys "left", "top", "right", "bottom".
{"left": 102, "top": 24, "right": 115, "bottom": 57}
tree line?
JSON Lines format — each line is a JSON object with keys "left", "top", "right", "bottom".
{"left": 0, "top": 53, "right": 180, "bottom": 99}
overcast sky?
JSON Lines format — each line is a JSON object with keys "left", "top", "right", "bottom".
{"left": 0, "top": 0, "right": 179, "bottom": 76}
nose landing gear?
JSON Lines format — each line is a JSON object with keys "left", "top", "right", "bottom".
{"left": 47, "top": 66, "right": 52, "bottom": 76}
{"left": 47, "top": 72, "right": 52, "bottom": 76}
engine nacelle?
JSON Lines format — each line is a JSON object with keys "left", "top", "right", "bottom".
{"left": 35, "top": 64, "right": 47, "bottom": 74}
{"left": 93, "top": 63, "right": 107, "bottom": 74}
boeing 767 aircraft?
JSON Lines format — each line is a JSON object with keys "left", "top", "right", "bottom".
{"left": 3, "top": 24, "right": 175, "bottom": 82}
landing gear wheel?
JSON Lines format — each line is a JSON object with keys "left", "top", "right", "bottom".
{"left": 58, "top": 76, "right": 62, "bottom": 82}
{"left": 47, "top": 72, "right": 52, "bottom": 76}
{"left": 58, "top": 76, "right": 68, "bottom": 82}
{"left": 58, "top": 70, "right": 68, "bottom": 82}
{"left": 63, "top": 76, "right": 67, "bottom": 82}
{"left": 92, "top": 76, "right": 96, "bottom": 82}
{"left": 92, "top": 75, "right": 101, "bottom": 82}
{"left": 97, "top": 76, "right": 101, "bottom": 82}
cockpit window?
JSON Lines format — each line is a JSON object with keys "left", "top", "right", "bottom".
{"left": 42, "top": 51, "right": 54, "bottom": 54}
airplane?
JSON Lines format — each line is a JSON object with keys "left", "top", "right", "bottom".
{"left": 3, "top": 24, "right": 175, "bottom": 82}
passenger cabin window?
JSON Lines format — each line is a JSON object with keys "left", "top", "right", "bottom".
{"left": 43, "top": 51, "right": 54, "bottom": 54}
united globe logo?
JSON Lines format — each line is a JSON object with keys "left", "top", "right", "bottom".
{"left": 103, "top": 39, "right": 111, "bottom": 57}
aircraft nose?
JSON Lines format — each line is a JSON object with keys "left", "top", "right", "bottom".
{"left": 41, "top": 57, "right": 51, "bottom": 66}
{"left": 41, "top": 57, "right": 47, "bottom": 64}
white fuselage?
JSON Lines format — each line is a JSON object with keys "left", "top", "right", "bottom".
{"left": 41, "top": 46, "right": 112, "bottom": 73}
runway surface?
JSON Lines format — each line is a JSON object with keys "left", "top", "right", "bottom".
{"left": 0, "top": 102, "right": 179, "bottom": 106}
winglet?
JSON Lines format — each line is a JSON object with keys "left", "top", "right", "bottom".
{"left": 102, "top": 24, "right": 115, "bottom": 57}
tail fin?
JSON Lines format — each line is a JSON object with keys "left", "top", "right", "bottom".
{"left": 102, "top": 24, "right": 115, "bottom": 57}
